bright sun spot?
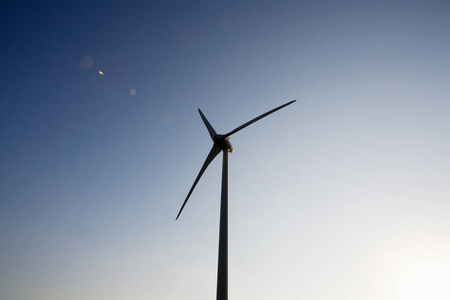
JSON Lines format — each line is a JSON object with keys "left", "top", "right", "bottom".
{"left": 374, "top": 232, "right": 450, "bottom": 300}
{"left": 397, "top": 252, "right": 450, "bottom": 300}
{"left": 378, "top": 233, "right": 450, "bottom": 300}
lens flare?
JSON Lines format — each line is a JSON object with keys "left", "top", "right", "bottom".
{"left": 79, "top": 54, "right": 94, "bottom": 69}
{"left": 98, "top": 71, "right": 104, "bottom": 75}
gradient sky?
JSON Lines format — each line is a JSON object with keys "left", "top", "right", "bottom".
{"left": 1, "top": 1, "right": 450, "bottom": 299}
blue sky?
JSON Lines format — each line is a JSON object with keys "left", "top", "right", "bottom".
{"left": 1, "top": 1, "right": 450, "bottom": 299}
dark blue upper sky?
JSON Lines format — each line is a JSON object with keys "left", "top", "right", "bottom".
{"left": 1, "top": 1, "right": 450, "bottom": 299}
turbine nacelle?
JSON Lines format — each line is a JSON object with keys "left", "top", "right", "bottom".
{"left": 213, "top": 134, "right": 233, "bottom": 153}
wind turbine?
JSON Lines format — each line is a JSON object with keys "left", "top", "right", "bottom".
{"left": 176, "top": 99, "right": 296, "bottom": 300}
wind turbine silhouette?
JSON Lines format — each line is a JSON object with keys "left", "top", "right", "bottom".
{"left": 176, "top": 99, "right": 296, "bottom": 300}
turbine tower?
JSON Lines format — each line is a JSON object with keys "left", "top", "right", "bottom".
{"left": 176, "top": 100, "right": 296, "bottom": 300}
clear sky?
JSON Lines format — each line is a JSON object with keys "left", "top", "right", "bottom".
{"left": 1, "top": 1, "right": 450, "bottom": 299}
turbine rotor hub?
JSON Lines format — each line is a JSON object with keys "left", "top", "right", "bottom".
{"left": 214, "top": 135, "right": 233, "bottom": 153}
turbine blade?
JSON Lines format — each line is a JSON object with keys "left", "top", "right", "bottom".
{"left": 198, "top": 109, "right": 217, "bottom": 141}
{"left": 224, "top": 100, "right": 296, "bottom": 138}
{"left": 176, "top": 145, "right": 222, "bottom": 220}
